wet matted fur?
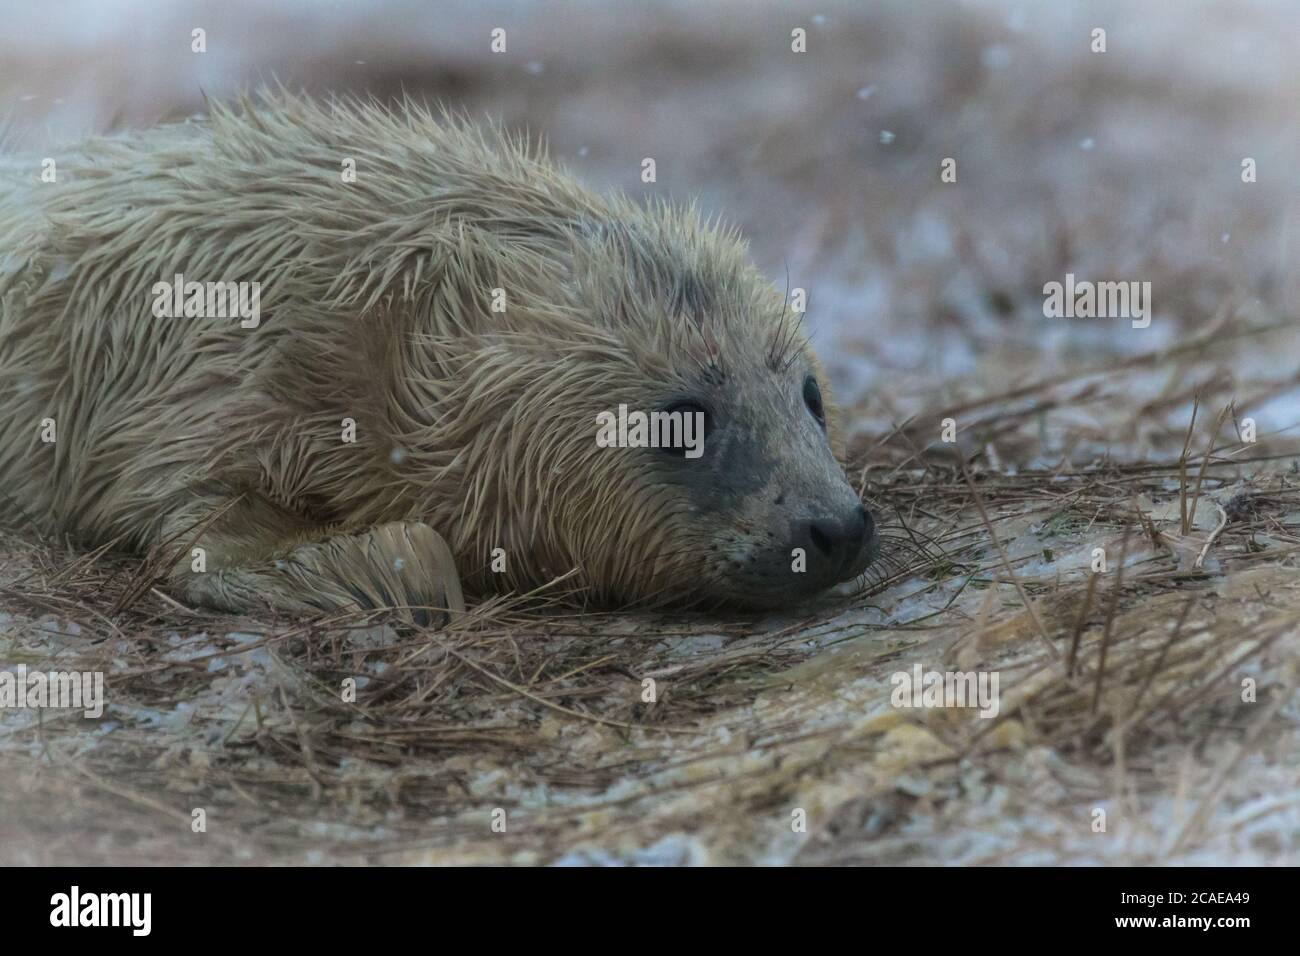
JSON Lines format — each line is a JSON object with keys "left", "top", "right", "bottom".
{"left": 0, "top": 90, "right": 875, "bottom": 618}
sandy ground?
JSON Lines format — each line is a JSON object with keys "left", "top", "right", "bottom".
{"left": 2, "top": 0, "right": 1299, "bottom": 864}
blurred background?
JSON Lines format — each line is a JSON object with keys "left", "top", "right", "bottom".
{"left": 5, "top": 0, "right": 1298, "bottom": 455}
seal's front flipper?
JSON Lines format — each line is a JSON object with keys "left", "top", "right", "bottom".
{"left": 163, "top": 498, "right": 463, "bottom": 625}
{"left": 277, "top": 520, "right": 465, "bottom": 626}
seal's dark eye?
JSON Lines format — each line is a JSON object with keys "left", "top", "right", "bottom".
{"left": 803, "top": 375, "right": 825, "bottom": 426}
{"left": 658, "top": 401, "right": 709, "bottom": 458}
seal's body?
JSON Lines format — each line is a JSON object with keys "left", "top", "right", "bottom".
{"left": 0, "top": 92, "right": 877, "bottom": 616}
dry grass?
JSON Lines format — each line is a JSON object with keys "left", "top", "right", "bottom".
{"left": 3, "top": 320, "right": 1298, "bottom": 864}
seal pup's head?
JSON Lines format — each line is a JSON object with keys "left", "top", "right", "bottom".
{"left": 589, "top": 212, "right": 879, "bottom": 608}
{"left": 441, "top": 201, "right": 879, "bottom": 609}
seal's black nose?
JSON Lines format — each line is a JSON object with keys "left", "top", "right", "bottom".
{"left": 804, "top": 505, "right": 872, "bottom": 574}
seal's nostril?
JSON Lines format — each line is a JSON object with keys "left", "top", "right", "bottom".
{"left": 797, "top": 506, "right": 874, "bottom": 579}
{"left": 808, "top": 522, "right": 833, "bottom": 557}
{"left": 803, "top": 509, "right": 871, "bottom": 569}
